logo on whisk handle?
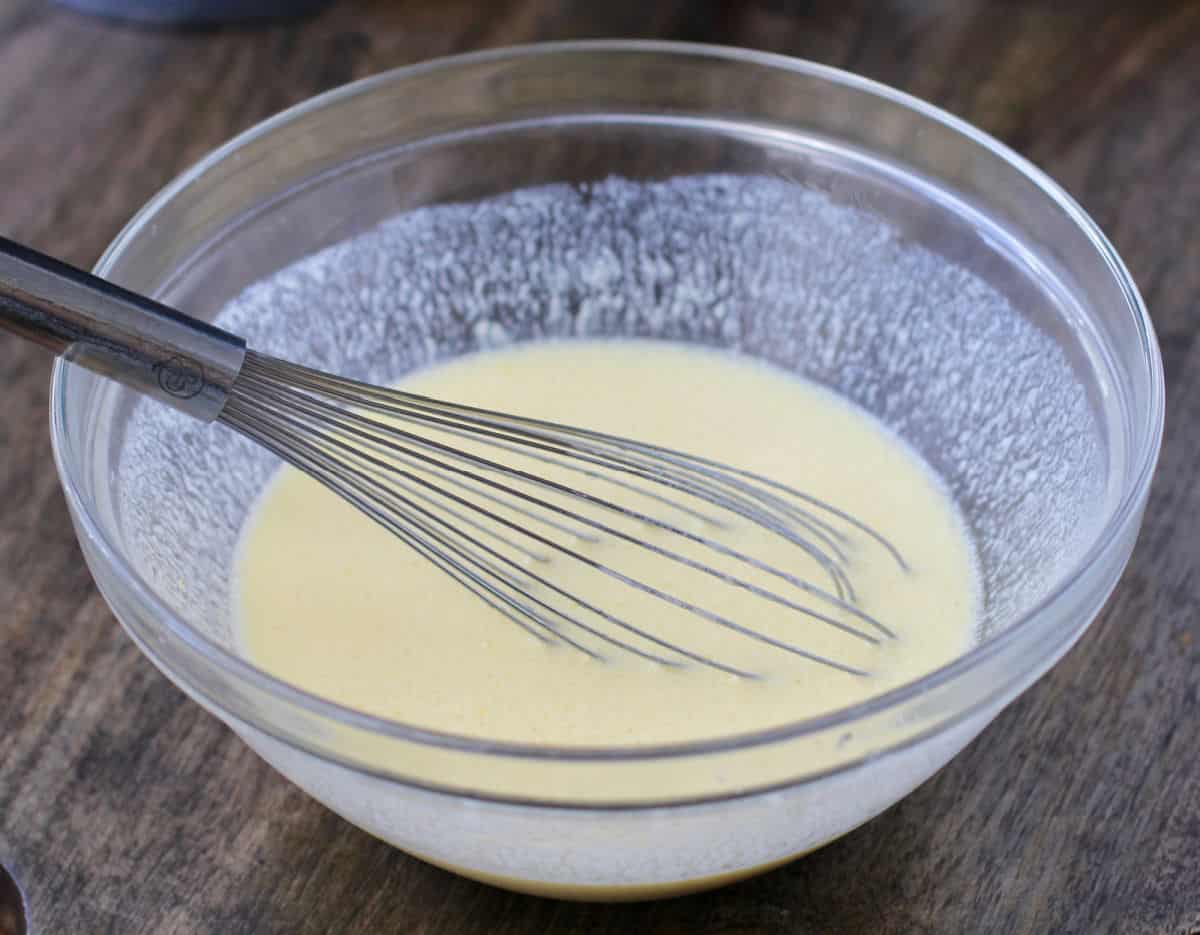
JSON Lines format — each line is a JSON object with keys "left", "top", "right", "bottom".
{"left": 155, "top": 356, "right": 205, "bottom": 399}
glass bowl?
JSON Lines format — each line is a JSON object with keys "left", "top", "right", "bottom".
{"left": 49, "top": 41, "right": 1163, "bottom": 899}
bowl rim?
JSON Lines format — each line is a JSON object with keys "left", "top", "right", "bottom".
{"left": 50, "top": 39, "right": 1165, "bottom": 785}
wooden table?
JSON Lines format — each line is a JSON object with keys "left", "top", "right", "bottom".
{"left": 1, "top": 1, "right": 1198, "bottom": 932}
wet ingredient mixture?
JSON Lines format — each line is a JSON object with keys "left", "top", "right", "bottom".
{"left": 235, "top": 340, "right": 979, "bottom": 746}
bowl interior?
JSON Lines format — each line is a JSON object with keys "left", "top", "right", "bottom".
{"left": 108, "top": 123, "right": 1114, "bottom": 670}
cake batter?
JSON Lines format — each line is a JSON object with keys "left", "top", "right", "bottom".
{"left": 235, "top": 340, "right": 978, "bottom": 746}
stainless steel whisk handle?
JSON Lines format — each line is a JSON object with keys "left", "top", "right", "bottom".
{"left": 0, "top": 236, "right": 246, "bottom": 421}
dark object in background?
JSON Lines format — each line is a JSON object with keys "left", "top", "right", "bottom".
{"left": 55, "top": 0, "right": 332, "bottom": 25}
{"left": 0, "top": 862, "right": 27, "bottom": 935}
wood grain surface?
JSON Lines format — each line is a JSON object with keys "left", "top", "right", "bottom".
{"left": 1, "top": 1, "right": 1198, "bottom": 932}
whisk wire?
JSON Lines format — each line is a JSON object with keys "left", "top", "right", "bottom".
{"left": 233, "top": 364, "right": 889, "bottom": 645}
{"left": 225, "top": 390, "right": 878, "bottom": 676}
{"left": 222, "top": 351, "right": 906, "bottom": 678}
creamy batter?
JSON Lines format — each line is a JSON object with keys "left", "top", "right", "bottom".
{"left": 235, "top": 340, "right": 978, "bottom": 746}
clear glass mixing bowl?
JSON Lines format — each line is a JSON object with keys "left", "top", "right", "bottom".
{"left": 49, "top": 42, "right": 1163, "bottom": 899}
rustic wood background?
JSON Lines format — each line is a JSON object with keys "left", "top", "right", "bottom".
{"left": 1, "top": 1, "right": 1198, "bottom": 932}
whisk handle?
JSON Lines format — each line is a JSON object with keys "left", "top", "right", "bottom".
{"left": 0, "top": 236, "right": 246, "bottom": 421}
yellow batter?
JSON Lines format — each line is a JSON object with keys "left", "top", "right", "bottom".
{"left": 234, "top": 340, "right": 978, "bottom": 746}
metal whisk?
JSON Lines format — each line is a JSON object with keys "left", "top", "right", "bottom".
{"left": 1, "top": 236, "right": 906, "bottom": 679}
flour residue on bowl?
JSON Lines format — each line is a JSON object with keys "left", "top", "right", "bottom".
{"left": 117, "top": 174, "right": 1103, "bottom": 662}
